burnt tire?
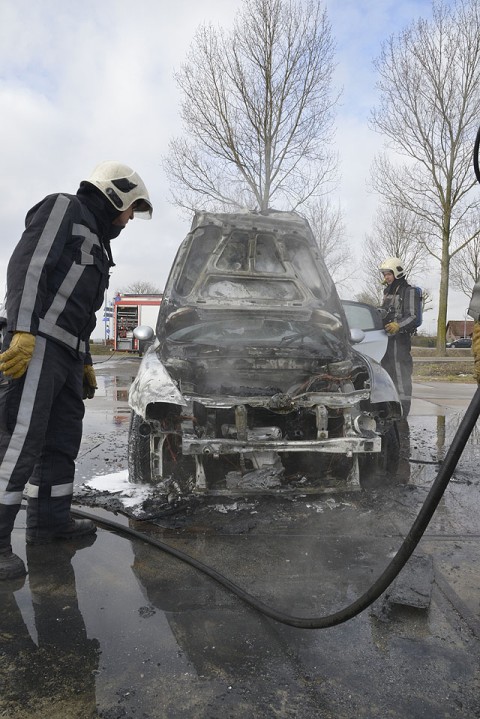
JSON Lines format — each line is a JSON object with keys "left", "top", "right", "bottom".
{"left": 128, "top": 412, "right": 153, "bottom": 484}
{"left": 359, "top": 422, "right": 400, "bottom": 489}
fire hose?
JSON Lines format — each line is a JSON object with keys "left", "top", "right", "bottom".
{"left": 71, "top": 385, "right": 480, "bottom": 630}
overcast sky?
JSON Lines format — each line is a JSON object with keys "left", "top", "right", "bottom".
{"left": 0, "top": 0, "right": 466, "bottom": 336}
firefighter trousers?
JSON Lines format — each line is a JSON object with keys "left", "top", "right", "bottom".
{"left": 0, "top": 336, "right": 84, "bottom": 548}
{"left": 381, "top": 333, "right": 413, "bottom": 417}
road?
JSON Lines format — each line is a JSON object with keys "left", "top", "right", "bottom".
{"left": 2, "top": 357, "right": 480, "bottom": 719}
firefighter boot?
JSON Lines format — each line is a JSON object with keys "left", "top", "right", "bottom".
{"left": 26, "top": 496, "right": 96, "bottom": 545}
{"left": 0, "top": 504, "right": 26, "bottom": 580}
{"left": 0, "top": 546, "right": 26, "bottom": 580}
{"left": 26, "top": 518, "right": 96, "bottom": 545}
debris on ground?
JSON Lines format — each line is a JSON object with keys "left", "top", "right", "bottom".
{"left": 371, "top": 553, "right": 434, "bottom": 621}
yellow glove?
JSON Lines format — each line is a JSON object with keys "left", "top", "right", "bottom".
{"left": 472, "top": 322, "right": 480, "bottom": 382}
{"left": 83, "top": 364, "right": 97, "bottom": 399}
{"left": 0, "top": 332, "right": 36, "bottom": 379}
{"left": 385, "top": 322, "right": 400, "bottom": 335}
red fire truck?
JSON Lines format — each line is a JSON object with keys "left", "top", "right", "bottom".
{"left": 112, "top": 293, "right": 162, "bottom": 351}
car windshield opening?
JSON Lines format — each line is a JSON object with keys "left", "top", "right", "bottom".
{"left": 166, "top": 318, "right": 346, "bottom": 357}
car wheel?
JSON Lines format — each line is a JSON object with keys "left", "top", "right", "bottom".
{"left": 128, "top": 412, "right": 153, "bottom": 484}
{"left": 358, "top": 422, "right": 400, "bottom": 488}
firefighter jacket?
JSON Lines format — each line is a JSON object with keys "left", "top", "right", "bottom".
{"left": 381, "top": 278, "right": 417, "bottom": 334}
{"left": 5, "top": 191, "right": 116, "bottom": 362}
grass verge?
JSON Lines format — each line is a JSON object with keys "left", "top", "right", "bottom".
{"left": 413, "top": 361, "right": 474, "bottom": 383}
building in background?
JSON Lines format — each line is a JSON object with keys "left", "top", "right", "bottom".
{"left": 445, "top": 319, "right": 474, "bottom": 343}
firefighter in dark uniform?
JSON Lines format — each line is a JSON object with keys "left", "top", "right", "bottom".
{"left": 379, "top": 257, "right": 418, "bottom": 418}
{"left": 0, "top": 162, "right": 153, "bottom": 580}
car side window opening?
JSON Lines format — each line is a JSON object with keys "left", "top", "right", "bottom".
{"left": 343, "top": 304, "right": 378, "bottom": 332}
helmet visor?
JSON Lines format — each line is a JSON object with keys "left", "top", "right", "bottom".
{"left": 132, "top": 198, "right": 153, "bottom": 219}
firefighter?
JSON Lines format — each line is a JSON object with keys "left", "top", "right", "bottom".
{"left": 0, "top": 162, "right": 153, "bottom": 580}
{"left": 378, "top": 257, "right": 418, "bottom": 418}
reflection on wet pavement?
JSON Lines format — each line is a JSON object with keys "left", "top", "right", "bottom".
{"left": 1, "top": 536, "right": 99, "bottom": 718}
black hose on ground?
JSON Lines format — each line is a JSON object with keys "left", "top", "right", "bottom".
{"left": 72, "top": 387, "right": 480, "bottom": 629}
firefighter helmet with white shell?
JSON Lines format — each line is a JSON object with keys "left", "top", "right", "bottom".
{"left": 379, "top": 257, "right": 405, "bottom": 279}
{"left": 85, "top": 161, "right": 153, "bottom": 218}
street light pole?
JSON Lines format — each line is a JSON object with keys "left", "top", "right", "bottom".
{"left": 464, "top": 308, "right": 468, "bottom": 338}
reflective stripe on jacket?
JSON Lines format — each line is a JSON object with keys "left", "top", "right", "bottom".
{"left": 5, "top": 193, "right": 111, "bottom": 357}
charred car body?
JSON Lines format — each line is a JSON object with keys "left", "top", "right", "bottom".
{"left": 128, "top": 210, "right": 401, "bottom": 499}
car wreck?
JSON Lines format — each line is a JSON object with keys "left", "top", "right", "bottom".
{"left": 128, "top": 210, "right": 401, "bottom": 501}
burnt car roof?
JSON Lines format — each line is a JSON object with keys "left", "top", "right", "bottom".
{"left": 190, "top": 208, "right": 319, "bottom": 234}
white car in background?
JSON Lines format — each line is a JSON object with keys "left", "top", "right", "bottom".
{"left": 341, "top": 299, "right": 388, "bottom": 363}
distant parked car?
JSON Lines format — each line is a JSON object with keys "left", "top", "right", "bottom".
{"left": 447, "top": 337, "right": 472, "bottom": 348}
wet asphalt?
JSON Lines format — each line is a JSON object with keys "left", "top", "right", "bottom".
{"left": 2, "top": 356, "right": 480, "bottom": 719}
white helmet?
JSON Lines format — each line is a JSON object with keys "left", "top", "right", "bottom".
{"left": 379, "top": 256, "right": 405, "bottom": 279}
{"left": 85, "top": 161, "right": 153, "bottom": 218}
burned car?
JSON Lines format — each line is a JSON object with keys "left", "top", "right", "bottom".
{"left": 128, "top": 210, "right": 401, "bottom": 499}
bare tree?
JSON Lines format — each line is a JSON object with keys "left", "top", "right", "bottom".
{"left": 361, "top": 203, "right": 430, "bottom": 302}
{"left": 163, "top": 0, "right": 338, "bottom": 213}
{"left": 301, "top": 198, "right": 352, "bottom": 288}
{"left": 449, "top": 216, "right": 480, "bottom": 298}
{"left": 370, "top": 0, "right": 480, "bottom": 352}
{"left": 124, "top": 281, "right": 162, "bottom": 295}
{"left": 355, "top": 289, "right": 383, "bottom": 306}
